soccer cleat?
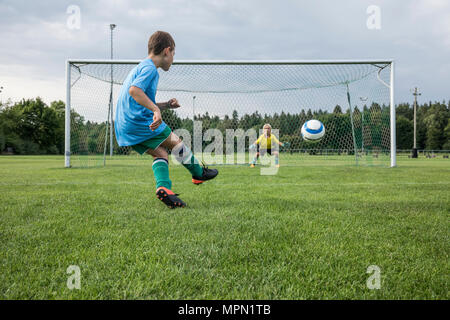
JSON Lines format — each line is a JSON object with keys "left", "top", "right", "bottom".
{"left": 250, "top": 164, "right": 255, "bottom": 168}
{"left": 156, "top": 187, "right": 186, "bottom": 209}
{"left": 276, "top": 164, "right": 280, "bottom": 168}
{"left": 192, "top": 163, "right": 218, "bottom": 185}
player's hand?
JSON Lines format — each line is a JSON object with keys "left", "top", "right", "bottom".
{"left": 168, "top": 98, "right": 180, "bottom": 109}
{"left": 150, "top": 110, "right": 162, "bottom": 131}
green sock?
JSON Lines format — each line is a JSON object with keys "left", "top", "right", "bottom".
{"left": 173, "top": 144, "right": 203, "bottom": 177}
{"left": 152, "top": 158, "right": 172, "bottom": 190}
{"left": 182, "top": 151, "right": 203, "bottom": 177}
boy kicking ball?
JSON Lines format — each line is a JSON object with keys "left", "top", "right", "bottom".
{"left": 114, "top": 31, "right": 218, "bottom": 209}
{"left": 250, "top": 123, "right": 286, "bottom": 168}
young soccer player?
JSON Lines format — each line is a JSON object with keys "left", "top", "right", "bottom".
{"left": 249, "top": 123, "right": 285, "bottom": 168}
{"left": 115, "top": 31, "right": 218, "bottom": 209}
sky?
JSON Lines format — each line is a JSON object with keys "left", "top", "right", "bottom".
{"left": 0, "top": 0, "right": 449, "bottom": 106}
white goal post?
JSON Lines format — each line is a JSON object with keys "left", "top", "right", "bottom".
{"left": 65, "top": 59, "right": 396, "bottom": 168}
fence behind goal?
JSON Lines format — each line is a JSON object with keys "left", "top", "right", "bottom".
{"left": 65, "top": 60, "right": 395, "bottom": 168}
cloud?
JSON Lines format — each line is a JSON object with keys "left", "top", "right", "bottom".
{"left": 128, "top": 8, "right": 163, "bottom": 19}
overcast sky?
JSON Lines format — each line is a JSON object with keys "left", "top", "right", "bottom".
{"left": 0, "top": 0, "right": 449, "bottom": 105}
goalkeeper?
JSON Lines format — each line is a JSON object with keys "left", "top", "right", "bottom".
{"left": 114, "top": 31, "right": 218, "bottom": 209}
{"left": 249, "top": 124, "right": 286, "bottom": 168}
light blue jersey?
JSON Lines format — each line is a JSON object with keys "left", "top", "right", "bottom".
{"left": 115, "top": 59, "right": 167, "bottom": 146}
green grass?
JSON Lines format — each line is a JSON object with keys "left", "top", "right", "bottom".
{"left": 0, "top": 155, "right": 448, "bottom": 299}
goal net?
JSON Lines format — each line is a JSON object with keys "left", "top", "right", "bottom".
{"left": 65, "top": 60, "right": 395, "bottom": 168}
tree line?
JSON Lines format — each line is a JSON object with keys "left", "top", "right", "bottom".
{"left": 0, "top": 97, "right": 449, "bottom": 155}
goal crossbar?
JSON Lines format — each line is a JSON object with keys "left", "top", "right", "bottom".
{"left": 67, "top": 59, "right": 394, "bottom": 65}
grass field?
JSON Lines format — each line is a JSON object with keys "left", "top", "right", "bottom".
{"left": 0, "top": 155, "right": 448, "bottom": 299}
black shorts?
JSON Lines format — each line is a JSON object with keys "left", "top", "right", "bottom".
{"left": 257, "top": 145, "right": 272, "bottom": 155}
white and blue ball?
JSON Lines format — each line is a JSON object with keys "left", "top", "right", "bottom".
{"left": 301, "top": 119, "right": 325, "bottom": 142}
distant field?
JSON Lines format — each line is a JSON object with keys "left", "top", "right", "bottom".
{"left": 0, "top": 155, "right": 448, "bottom": 299}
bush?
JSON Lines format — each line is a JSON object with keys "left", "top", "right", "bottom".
{"left": 4, "top": 134, "right": 41, "bottom": 154}
{"left": 46, "top": 145, "right": 60, "bottom": 155}
{"left": 22, "top": 140, "right": 41, "bottom": 154}
{"left": 442, "top": 140, "right": 450, "bottom": 150}
{"left": 0, "top": 128, "right": 5, "bottom": 152}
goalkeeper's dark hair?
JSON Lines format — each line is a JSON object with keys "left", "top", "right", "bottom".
{"left": 148, "top": 31, "right": 175, "bottom": 55}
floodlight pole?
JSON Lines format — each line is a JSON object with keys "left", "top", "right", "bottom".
{"left": 0, "top": 86, "right": 4, "bottom": 104}
{"left": 103, "top": 24, "right": 116, "bottom": 166}
{"left": 109, "top": 24, "right": 116, "bottom": 157}
{"left": 192, "top": 95, "right": 196, "bottom": 120}
{"left": 359, "top": 97, "right": 368, "bottom": 154}
{"left": 412, "top": 87, "right": 421, "bottom": 158}
{"left": 345, "top": 83, "right": 358, "bottom": 165}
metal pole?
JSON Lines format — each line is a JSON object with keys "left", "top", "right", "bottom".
{"left": 412, "top": 87, "right": 421, "bottom": 158}
{"left": 346, "top": 83, "right": 358, "bottom": 165}
{"left": 103, "top": 105, "right": 110, "bottom": 166}
{"left": 361, "top": 108, "right": 364, "bottom": 155}
{"left": 0, "top": 86, "right": 4, "bottom": 108}
{"left": 413, "top": 91, "right": 416, "bottom": 149}
{"left": 359, "top": 97, "right": 368, "bottom": 155}
{"left": 109, "top": 24, "right": 116, "bottom": 157}
{"left": 65, "top": 61, "right": 71, "bottom": 168}
{"left": 193, "top": 95, "right": 196, "bottom": 120}
{"left": 390, "top": 61, "right": 396, "bottom": 167}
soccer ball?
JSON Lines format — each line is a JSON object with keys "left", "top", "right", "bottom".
{"left": 301, "top": 119, "right": 325, "bottom": 142}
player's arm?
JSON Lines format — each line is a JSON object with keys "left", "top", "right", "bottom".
{"left": 128, "top": 65, "right": 165, "bottom": 130}
{"left": 249, "top": 136, "right": 261, "bottom": 150}
{"left": 128, "top": 86, "right": 162, "bottom": 131}
{"left": 271, "top": 134, "right": 285, "bottom": 147}
{"left": 156, "top": 98, "right": 181, "bottom": 110}
{"left": 255, "top": 135, "right": 263, "bottom": 145}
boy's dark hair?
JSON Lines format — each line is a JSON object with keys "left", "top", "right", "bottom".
{"left": 148, "top": 31, "right": 175, "bottom": 55}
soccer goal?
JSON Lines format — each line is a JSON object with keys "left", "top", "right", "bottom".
{"left": 65, "top": 59, "right": 395, "bottom": 168}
